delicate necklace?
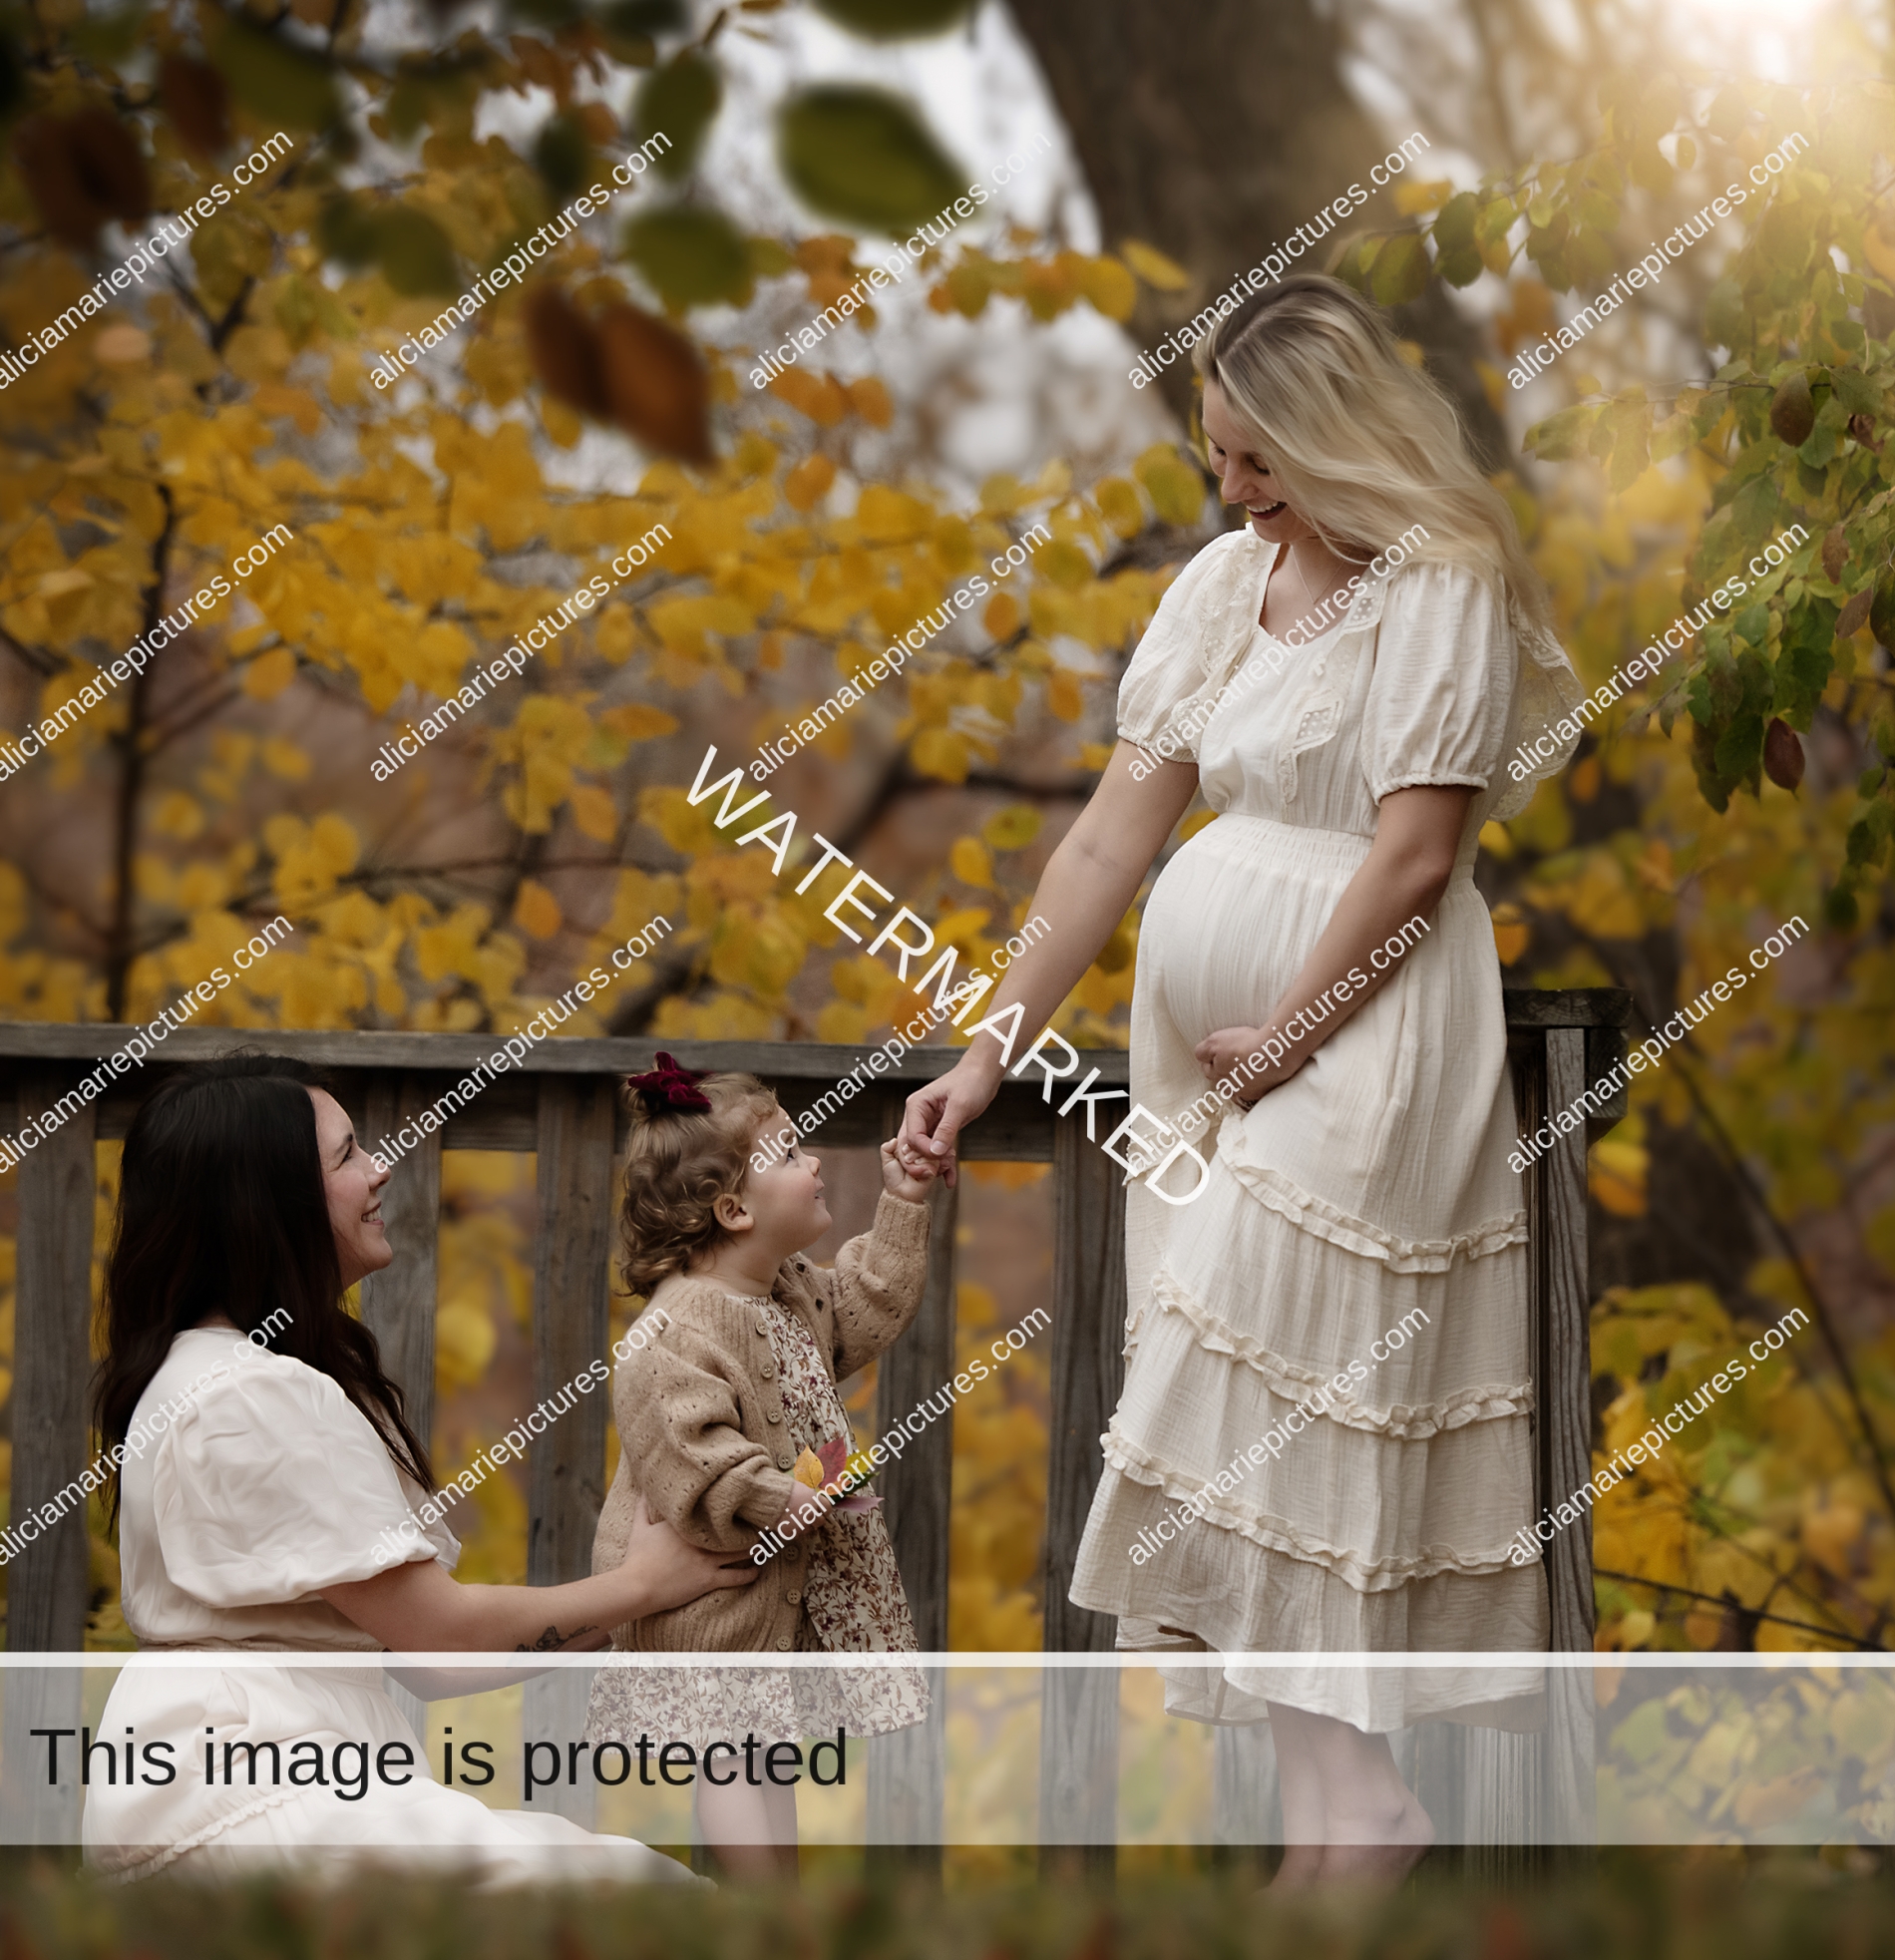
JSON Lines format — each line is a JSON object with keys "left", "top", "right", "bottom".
{"left": 1269, "top": 542, "right": 1319, "bottom": 633}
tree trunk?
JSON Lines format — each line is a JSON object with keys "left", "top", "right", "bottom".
{"left": 1003, "top": 0, "right": 1509, "bottom": 470}
{"left": 106, "top": 489, "right": 175, "bottom": 1022}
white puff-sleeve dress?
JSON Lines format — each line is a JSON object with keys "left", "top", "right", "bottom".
{"left": 83, "top": 1326, "right": 698, "bottom": 1886}
{"left": 1067, "top": 529, "right": 1580, "bottom": 1734}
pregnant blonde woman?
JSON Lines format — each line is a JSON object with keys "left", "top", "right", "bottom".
{"left": 900, "top": 273, "right": 1583, "bottom": 1885}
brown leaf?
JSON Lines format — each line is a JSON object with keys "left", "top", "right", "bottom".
{"left": 1762, "top": 717, "right": 1804, "bottom": 792}
{"left": 524, "top": 285, "right": 609, "bottom": 420}
{"left": 1768, "top": 370, "right": 1814, "bottom": 448}
{"left": 1848, "top": 411, "right": 1881, "bottom": 453}
{"left": 598, "top": 302, "right": 712, "bottom": 465}
{"left": 1821, "top": 523, "right": 1848, "bottom": 585}
{"left": 1836, "top": 587, "right": 1873, "bottom": 639}
{"left": 159, "top": 54, "right": 231, "bottom": 160}
{"left": 13, "top": 108, "right": 151, "bottom": 247}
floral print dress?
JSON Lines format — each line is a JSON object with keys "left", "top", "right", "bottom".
{"left": 587, "top": 1292, "right": 929, "bottom": 1752}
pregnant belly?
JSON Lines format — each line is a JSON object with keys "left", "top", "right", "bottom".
{"left": 1138, "top": 813, "right": 1372, "bottom": 1038}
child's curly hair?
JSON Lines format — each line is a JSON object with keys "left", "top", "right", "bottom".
{"left": 618, "top": 1055, "right": 780, "bottom": 1295}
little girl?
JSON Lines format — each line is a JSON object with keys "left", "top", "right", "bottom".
{"left": 585, "top": 1052, "right": 936, "bottom": 1879}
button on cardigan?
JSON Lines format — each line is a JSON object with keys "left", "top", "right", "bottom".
{"left": 591, "top": 1190, "right": 933, "bottom": 1655}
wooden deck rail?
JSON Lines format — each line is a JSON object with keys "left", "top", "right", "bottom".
{"left": 0, "top": 989, "right": 1630, "bottom": 1862}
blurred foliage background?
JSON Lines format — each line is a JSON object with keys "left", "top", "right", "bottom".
{"left": 0, "top": 0, "right": 1892, "bottom": 1854}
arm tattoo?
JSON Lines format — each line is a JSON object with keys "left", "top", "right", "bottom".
{"left": 516, "top": 1624, "right": 597, "bottom": 1652}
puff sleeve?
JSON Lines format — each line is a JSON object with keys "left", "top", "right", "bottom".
{"left": 1361, "top": 562, "right": 1517, "bottom": 802}
{"left": 151, "top": 1361, "right": 451, "bottom": 1607}
{"left": 1116, "top": 530, "right": 1261, "bottom": 762}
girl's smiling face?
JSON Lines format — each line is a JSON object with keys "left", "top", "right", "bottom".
{"left": 735, "top": 1111, "right": 830, "bottom": 1252}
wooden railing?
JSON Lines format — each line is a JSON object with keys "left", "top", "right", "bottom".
{"left": 0, "top": 990, "right": 1629, "bottom": 1863}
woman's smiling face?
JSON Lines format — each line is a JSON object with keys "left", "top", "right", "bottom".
{"left": 1201, "top": 378, "right": 1324, "bottom": 547}
{"left": 308, "top": 1088, "right": 393, "bottom": 1287}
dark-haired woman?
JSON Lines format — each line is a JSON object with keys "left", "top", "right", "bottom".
{"left": 84, "top": 1053, "right": 753, "bottom": 1885}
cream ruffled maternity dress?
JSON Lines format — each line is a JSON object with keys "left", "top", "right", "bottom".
{"left": 1067, "top": 528, "right": 1582, "bottom": 1734}
{"left": 84, "top": 1326, "right": 699, "bottom": 1886}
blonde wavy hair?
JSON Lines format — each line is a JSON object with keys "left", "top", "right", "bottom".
{"left": 617, "top": 1069, "right": 778, "bottom": 1295}
{"left": 1194, "top": 273, "right": 1555, "bottom": 642}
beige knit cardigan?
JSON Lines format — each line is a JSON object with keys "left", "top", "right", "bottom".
{"left": 591, "top": 1190, "right": 932, "bottom": 1654}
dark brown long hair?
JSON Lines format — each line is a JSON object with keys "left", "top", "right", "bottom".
{"left": 94, "top": 1052, "right": 433, "bottom": 1527}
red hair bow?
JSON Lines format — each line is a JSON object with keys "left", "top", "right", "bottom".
{"left": 626, "top": 1051, "right": 712, "bottom": 1113}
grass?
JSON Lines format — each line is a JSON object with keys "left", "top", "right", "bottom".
{"left": 5, "top": 1846, "right": 1895, "bottom": 1958}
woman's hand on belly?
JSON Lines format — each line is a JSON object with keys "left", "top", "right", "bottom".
{"left": 1192, "top": 786, "right": 1477, "bottom": 1106}
{"left": 1194, "top": 1025, "right": 1298, "bottom": 1107}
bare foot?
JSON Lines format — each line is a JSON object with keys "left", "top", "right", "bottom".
{"left": 1316, "top": 1790, "right": 1435, "bottom": 1887}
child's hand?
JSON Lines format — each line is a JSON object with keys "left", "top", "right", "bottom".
{"left": 880, "top": 1134, "right": 937, "bottom": 1202}
{"left": 774, "top": 1478, "right": 830, "bottom": 1538}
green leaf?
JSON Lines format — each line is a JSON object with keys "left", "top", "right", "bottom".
{"left": 1733, "top": 602, "right": 1770, "bottom": 648}
{"left": 212, "top": 17, "right": 340, "bottom": 133}
{"left": 1850, "top": 798, "right": 1895, "bottom": 866}
{"left": 533, "top": 111, "right": 593, "bottom": 201}
{"left": 1433, "top": 191, "right": 1478, "bottom": 252}
{"left": 809, "top": 0, "right": 975, "bottom": 36}
{"left": 1607, "top": 398, "right": 1651, "bottom": 491}
{"left": 777, "top": 85, "right": 964, "bottom": 233}
{"left": 1436, "top": 244, "right": 1484, "bottom": 287}
{"left": 1567, "top": 224, "right": 1616, "bottom": 288}
{"left": 273, "top": 271, "right": 355, "bottom": 350}
{"left": 1576, "top": 190, "right": 1621, "bottom": 231}
{"left": 1775, "top": 598, "right": 1838, "bottom": 723}
{"left": 1635, "top": 75, "right": 1683, "bottom": 147}
{"left": 1714, "top": 710, "right": 1764, "bottom": 786}
{"left": 1705, "top": 276, "right": 1746, "bottom": 351}
{"left": 1369, "top": 231, "right": 1429, "bottom": 306}
{"left": 317, "top": 193, "right": 381, "bottom": 267}
{"left": 1707, "top": 85, "right": 1748, "bottom": 142}
{"left": 747, "top": 235, "right": 797, "bottom": 277}
{"left": 1827, "top": 366, "right": 1881, "bottom": 417}
{"left": 1871, "top": 572, "right": 1895, "bottom": 647}
{"left": 1798, "top": 395, "right": 1849, "bottom": 470}
{"left": 1725, "top": 472, "right": 1781, "bottom": 553}
{"left": 1476, "top": 196, "right": 1518, "bottom": 246}
{"left": 621, "top": 204, "right": 753, "bottom": 309}
{"left": 375, "top": 206, "right": 460, "bottom": 295}
{"left": 1525, "top": 223, "right": 1570, "bottom": 291}
{"left": 1651, "top": 410, "right": 1697, "bottom": 462}
{"left": 1629, "top": 145, "right": 1674, "bottom": 195}
{"left": 1735, "top": 645, "right": 1774, "bottom": 714}
{"left": 1329, "top": 235, "right": 1378, "bottom": 291}
{"left": 1527, "top": 403, "right": 1603, "bottom": 462}
{"left": 636, "top": 49, "right": 721, "bottom": 182}
{"left": 1690, "top": 387, "right": 1728, "bottom": 438}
